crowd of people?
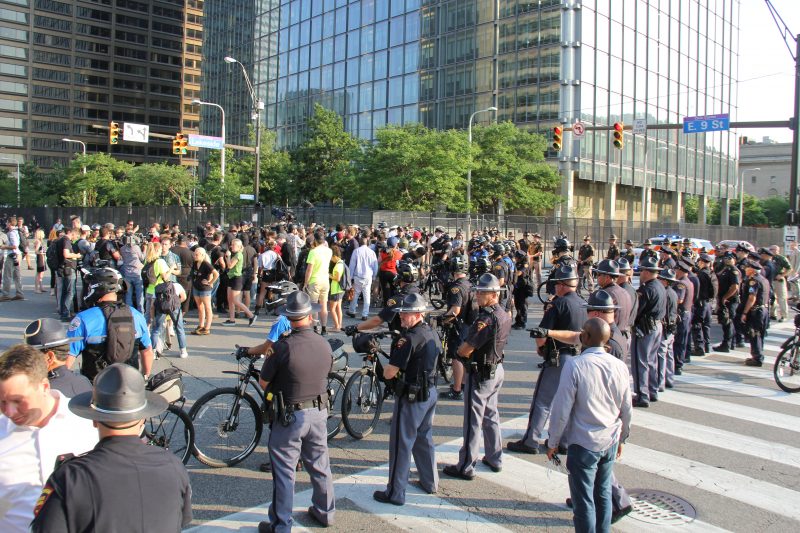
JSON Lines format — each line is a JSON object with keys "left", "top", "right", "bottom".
{"left": 0, "top": 210, "right": 795, "bottom": 533}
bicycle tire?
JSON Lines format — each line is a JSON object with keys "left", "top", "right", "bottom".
{"left": 189, "top": 387, "right": 263, "bottom": 468}
{"left": 144, "top": 404, "right": 194, "bottom": 465}
{"left": 437, "top": 327, "right": 453, "bottom": 384}
{"left": 326, "top": 372, "right": 346, "bottom": 439}
{"left": 537, "top": 281, "right": 549, "bottom": 304}
{"left": 428, "top": 278, "right": 445, "bottom": 309}
{"left": 342, "top": 368, "right": 384, "bottom": 439}
{"left": 774, "top": 343, "right": 800, "bottom": 393}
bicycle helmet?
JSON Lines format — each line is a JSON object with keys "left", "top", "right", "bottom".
{"left": 265, "top": 280, "right": 299, "bottom": 309}
{"left": 84, "top": 267, "right": 123, "bottom": 303}
{"left": 553, "top": 237, "right": 571, "bottom": 252}
{"left": 492, "top": 243, "right": 504, "bottom": 256}
{"left": 449, "top": 254, "right": 469, "bottom": 274}
{"left": 395, "top": 260, "right": 419, "bottom": 284}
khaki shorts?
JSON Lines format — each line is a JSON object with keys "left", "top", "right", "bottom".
{"left": 306, "top": 282, "right": 329, "bottom": 303}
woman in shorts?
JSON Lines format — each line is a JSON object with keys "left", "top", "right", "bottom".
{"left": 223, "top": 239, "right": 255, "bottom": 326}
{"left": 191, "top": 247, "right": 218, "bottom": 334}
{"left": 328, "top": 244, "right": 345, "bottom": 332}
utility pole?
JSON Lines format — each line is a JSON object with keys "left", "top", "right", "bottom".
{"left": 789, "top": 34, "right": 800, "bottom": 225}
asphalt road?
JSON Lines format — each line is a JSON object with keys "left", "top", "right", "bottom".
{"left": 2, "top": 269, "right": 799, "bottom": 532}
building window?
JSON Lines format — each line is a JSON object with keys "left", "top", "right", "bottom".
{"left": 751, "top": 175, "right": 756, "bottom": 184}
{"left": 0, "top": 80, "right": 27, "bottom": 94}
{"left": 770, "top": 175, "right": 776, "bottom": 184}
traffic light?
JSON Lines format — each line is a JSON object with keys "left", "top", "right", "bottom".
{"left": 178, "top": 133, "right": 188, "bottom": 155}
{"left": 109, "top": 122, "right": 120, "bottom": 145}
{"left": 552, "top": 126, "right": 563, "bottom": 151}
{"left": 612, "top": 122, "right": 624, "bottom": 150}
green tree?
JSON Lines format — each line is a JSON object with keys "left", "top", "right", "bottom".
{"left": 352, "top": 123, "right": 471, "bottom": 210}
{"left": 290, "top": 104, "right": 360, "bottom": 204}
{"left": 199, "top": 148, "right": 251, "bottom": 207}
{"left": 470, "top": 122, "right": 561, "bottom": 214}
{"left": 716, "top": 194, "right": 768, "bottom": 226}
{"left": 759, "top": 196, "right": 790, "bottom": 227}
{"left": 61, "top": 153, "right": 132, "bottom": 206}
{"left": 118, "top": 163, "right": 197, "bottom": 206}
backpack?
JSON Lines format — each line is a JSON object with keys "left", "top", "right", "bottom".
{"left": 142, "top": 260, "right": 158, "bottom": 288}
{"left": 154, "top": 281, "right": 180, "bottom": 317}
{"left": 338, "top": 260, "right": 353, "bottom": 291}
{"left": 46, "top": 242, "right": 59, "bottom": 271}
{"left": 98, "top": 302, "right": 137, "bottom": 367}
{"left": 83, "top": 248, "right": 99, "bottom": 268}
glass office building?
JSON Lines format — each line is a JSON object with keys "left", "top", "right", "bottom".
{"left": 221, "top": 0, "right": 739, "bottom": 222}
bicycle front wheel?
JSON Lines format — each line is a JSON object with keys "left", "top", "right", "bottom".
{"left": 144, "top": 404, "right": 194, "bottom": 465}
{"left": 342, "top": 368, "right": 384, "bottom": 439}
{"left": 189, "top": 387, "right": 263, "bottom": 467}
{"left": 428, "top": 278, "right": 445, "bottom": 309}
{"left": 537, "top": 281, "right": 549, "bottom": 304}
{"left": 774, "top": 344, "right": 800, "bottom": 393}
{"left": 326, "top": 372, "right": 346, "bottom": 440}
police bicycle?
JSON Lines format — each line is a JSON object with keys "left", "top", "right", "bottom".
{"left": 189, "top": 339, "right": 349, "bottom": 468}
{"left": 431, "top": 314, "right": 455, "bottom": 384}
{"left": 773, "top": 313, "right": 800, "bottom": 393}
{"left": 421, "top": 265, "right": 447, "bottom": 310}
{"left": 341, "top": 331, "right": 397, "bottom": 439}
{"left": 143, "top": 368, "right": 195, "bottom": 465}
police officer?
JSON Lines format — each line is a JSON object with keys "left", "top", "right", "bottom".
{"left": 546, "top": 238, "right": 576, "bottom": 296}
{"left": 24, "top": 317, "right": 92, "bottom": 397}
{"left": 577, "top": 236, "right": 595, "bottom": 291}
{"left": 673, "top": 260, "right": 695, "bottom": 369}
{"left": 713, "top": 251, "right": 741, "bottom": 353}
{"left": 347, "top": 260, "right": 419, "bottom": 336}
{"left": 66, "top": 267, "right": 154, "bottom": 382}
{"left": 656, "top": 269, "right": 679, "bottom": 389}
{"left": 740, "top": 259, "right": 770, "bottom": 367}
{"left": 622, "top": 240, "right": 636, "bottom": 266}
{"left": 258, "top": 291, "right": 335, "bottom": 531}
{"left": 374, "top": 293, "right": 441, "bottom": 505}
{"left": 639, "top": 239, "right": 658, "bottom": 263}
{"left": 616, "top": 258, "right": 638, "bottom": 351}
{"left": 593, "top": 259, "right": 632, "bottom": 340}
{"left": 512, "top": 249, "right": 532, "bottom": 329}
{"left": 442, "top": 273, "right": 511, "bottom": 479}
{"left": 631, "top": 256, "right": 665, "bottom": 408}
{"left": 529, "top": 233, "right": 543, "bottom": 285}
{"left": 440, "top": 255, "right": 476, "bottom": 401}
{"left": 658, "top": 246, "right": 677, "bottom": 270}
{"left": 691, "top": 253, "right": 715, "bottom": 355}
{"left": 507, "top": 265, "right": 587, "bottom": 454}
{"left": 30, "top": 364, "right": 192, "bottom": 533}
{"left": 606, "top": 234, "right": 620, "bottom": 260}
{"left": 490, "top": 244, "right": 513, "bottom": 312}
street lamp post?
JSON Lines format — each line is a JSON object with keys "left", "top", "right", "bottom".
{"left": 62, "top": 138, "right": 87, "bottom": 207}
{"left": 739, "top": 168, "right": 761, "bottom": 227}
{"left": 0, "top": 156, "right": 21, "bottom": 207}
{"left": 192, "top": 99, "right": 226, "bottom": 224}
{"left": 467, "top": 106, "right": 497, "bottom": 236}
{"left": 225, "top": 56, "right": 264, "bottom": 212}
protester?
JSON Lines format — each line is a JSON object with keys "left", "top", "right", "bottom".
{"left": 191, "top": 246, "right": 218, "bottom": 335}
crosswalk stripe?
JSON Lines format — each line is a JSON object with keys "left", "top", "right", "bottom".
{"left": 685, "top": 359, "right": 777, "bottom": 381}
{"left": 631, "top": 410, "right": 800, "bottom": 467}
{"left": 674, "top": 372, "right": 800, "bottom": 406}
{"left": 620, "top": 443, "right": 800, "bottom": 521}
{"left": 655, "top": 390, "right": 800, "bottom": 433}
{"left": 709, "top": 350, "right": 778, "bottom": 365}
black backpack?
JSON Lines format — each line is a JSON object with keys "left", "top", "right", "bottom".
{"left": 142, "top": 260, "right": 158, "bottom": 288}
{"left": 46, "top": 242, "right": 59, "bottom": 271}
{"left": 154, "top": 282, "right": 180, "bottom": 317}
{"left": 98, "top": 302, "right": 137, "bottom": 367}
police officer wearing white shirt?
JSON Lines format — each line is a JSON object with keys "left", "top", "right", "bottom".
{"left": 0, "top": 344, "right": 97, "bottom": 533}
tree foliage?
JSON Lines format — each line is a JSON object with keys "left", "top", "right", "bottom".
{"left": 290, "top": 103, "right": 361, "bottom": 204}
{"left": 351, "top": 124, "right": 471, "bottom": 210}
{"left": 61, "top": 153, "right": 132, "bottom": 207}
{"left": 118, "top": 163, "right": 197, "bottom": 206}
{"left": 469, "top": 122, "right": 561, "bottom": 214}
{"left": 685, "top": 194, "right": 773, "bottom": 227}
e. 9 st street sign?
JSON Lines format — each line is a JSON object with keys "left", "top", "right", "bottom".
{"left": 683, "top": 114, "right": 730, "bottom": 134}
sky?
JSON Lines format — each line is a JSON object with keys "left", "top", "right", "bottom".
{"left": 736, "top": 0, "right": 800, "bottom": 143}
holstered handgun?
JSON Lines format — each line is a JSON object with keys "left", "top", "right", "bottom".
{"left": 537, "top": 338, "right": 559, "bottom": 367}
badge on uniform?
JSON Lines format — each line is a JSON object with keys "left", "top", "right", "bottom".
{"left": 476, "top": 321, "right": 487, "bottom": 331}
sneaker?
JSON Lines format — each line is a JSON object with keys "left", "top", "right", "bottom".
{"left": 222, "top": 320, "right": 236, "bottom": 326}
{"left": 439, "top": 387, "right": 463, "bottom": 401}
{"left": 180, "top": 348, "right": 188, "bottom": 359}
{"left": 249, "top": 314, "right": 258, "bottom": 327}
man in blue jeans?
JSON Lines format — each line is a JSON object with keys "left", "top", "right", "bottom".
{"left": 547, "top": 318, "right": 632, "bottom": 533}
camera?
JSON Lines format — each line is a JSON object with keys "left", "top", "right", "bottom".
{"left": 123, "top": 234, "right": 142, "bottom": 247}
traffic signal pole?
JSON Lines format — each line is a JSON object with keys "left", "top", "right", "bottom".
{"left": 788, "top": 34, "right": 800, "bottom": 225}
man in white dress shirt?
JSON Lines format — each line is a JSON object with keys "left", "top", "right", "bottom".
{"left": 0, "top": 344, "right": 97, "bottom": 533}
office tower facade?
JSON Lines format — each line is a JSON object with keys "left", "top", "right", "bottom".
{"left": 211, "top": 0, "right": 739, "bottom": 222}
{"left": 0, "top": 0, "right": 203, "bottom": 174}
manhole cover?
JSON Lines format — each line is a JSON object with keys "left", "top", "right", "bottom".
{"left": 627, "top": 489, "right": 697, "bottom": 525}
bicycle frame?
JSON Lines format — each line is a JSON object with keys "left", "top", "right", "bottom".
{"left": 217, "top": 359, "right": 265, "bottom": 432}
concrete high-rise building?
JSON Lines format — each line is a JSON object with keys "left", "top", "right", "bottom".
{"left": 208, "top": 0, "right": 739, "bottom": 223}
{"left": 0, "top": 0, "right": 203, "bottom": 175}
{"left": 739, "top": 137, "right": 792, "bottom": 200}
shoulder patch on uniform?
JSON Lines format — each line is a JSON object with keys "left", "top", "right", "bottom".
{"left": 33, "top": 483, "right": 54, "bottom": 517}
{"left": 494, "top": 265, "right": 503, "bottom": 270}
{"left": 749, "top": 280, "right": 757, "bottom": 286}
{"left": 395, "top": 338, "right": 407, "bottom": 349}
{"left": 451, "top": 287, "right": 460, "bottom": 294}
{"left": 69, "top": 317, "right": 81, "bottom": 330}
{"left": 387, "top": 298, "right": 396, "bottom": 307}
{"left": 475, "top": 321, "right": 487, "bottom": 331}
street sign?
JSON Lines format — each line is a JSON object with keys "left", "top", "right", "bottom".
{"left": 239, "top": 193, "right": 255, "bottom": 201}
{"left": 683, "top": 114, "right": 730, "bottom": 134}
{"left": 188, "top": 134, "right": 224, "bottom": 150}
{"left": 572, "top": 121, "right": 585, "bottom": 138}
{"left": 123, "top": 122, "right": 149, "bottom": 143}
{"left": 632, "top": 118, "right": 647, "bottom": 135}
{"left": 784, "top": 225, "right": 797, "bottom": 247}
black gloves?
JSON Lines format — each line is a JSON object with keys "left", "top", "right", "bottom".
{"left": 344, "top": 325, "right": 359, "bottom": 337}
{"left": 528, "top": 327, "right": 549, "bottom": 339}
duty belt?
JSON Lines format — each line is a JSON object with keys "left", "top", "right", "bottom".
{"left": 558, "top": 346, "right": 579, "bottom": 356}
{"left": 288, "top": 398, "right": 324, "bottom": 411}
